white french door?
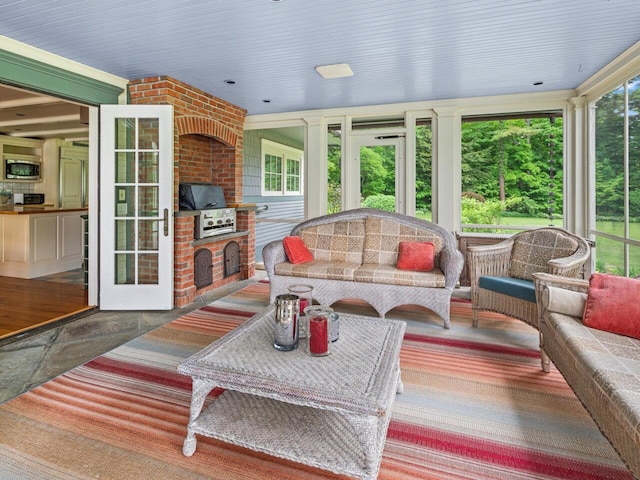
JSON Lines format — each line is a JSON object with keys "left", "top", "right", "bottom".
{"left": 99, "top": 105, "right": 174, "bottom": 309}
{"left": 346, "top": 134, "right": 405, "bottom": 213}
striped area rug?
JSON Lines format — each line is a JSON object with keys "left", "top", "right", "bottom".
{"left": 0, "top": 281, "right": 632, "bottom": 479}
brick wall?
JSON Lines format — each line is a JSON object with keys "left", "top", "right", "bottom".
{"left": 129, "top": 76, "right": 254, "bottom": 307}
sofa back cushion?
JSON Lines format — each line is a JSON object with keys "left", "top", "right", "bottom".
{"left": 510, "top": 229, "right": 579, "bottom": 280}
{"left": 299, "top": 219, "right": 365, "bottom": 264}
{"left": 363, "top": 217, "right": 444, "bottom": 266}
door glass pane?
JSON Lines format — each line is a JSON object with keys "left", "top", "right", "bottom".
{"left": 138, "top": 220, "right": 159, "bottom": 251}
{"left": 360, "top": 145, "right": 395, "bottom": 211}
{"left": 115, "top": 253, "right": 135, "bottom": 284}
{"left": 139, "top": 152, "right": 159, "bottom": 183}
{"left": 110, "top": 114, "right": 163, "bottom": 288}
{"left": 115, "top": 152, "right": 135, "bottom": 183}
{"left": 115, "top": 186, "right": 136, "bottom": 217}
{"left": 115, "top": 220, "right": 135, "bottom": 250}
{"left": 139, "top": 186, "right": 158, "bottom": 216}
{"left": 115, "top": 118, "right": 135, "bottom": 149}
{"left": 138, "top": 118, "right": 159, "bottom": 149}
{"left": 138, "top": 253, "right": 159, "bottom": 284}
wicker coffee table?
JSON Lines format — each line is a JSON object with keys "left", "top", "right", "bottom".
{"left": 177, "top": 304, "right": 406, "bottom": 480}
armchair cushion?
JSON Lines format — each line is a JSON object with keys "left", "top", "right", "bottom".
{"left": 583, "top": 273, "right": 640, "bottom": 340}
{"left": 283, "top": 236, "right": 313, "bottom": 264}
{"left": 510, "top": 230, "right": 580, "bottom": 280}
{"left": 396, "top": 241, "right": 435, "bottom": 272}
{"left": 479, "top": 276, "right": 536, "bottom": 303}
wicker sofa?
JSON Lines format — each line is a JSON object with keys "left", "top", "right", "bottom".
{"left": 262, "top": 208, "right": 464, "bottom": 328}
{"left": 533, "top": 272, "right": 640, "bottom": 479}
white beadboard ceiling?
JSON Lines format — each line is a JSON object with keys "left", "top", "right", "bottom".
{"left": 1, "top": 0, "right": 639, "bottom": 118}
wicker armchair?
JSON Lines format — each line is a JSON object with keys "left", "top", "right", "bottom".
{"left": 467, "top": 227, "right": 591, "bottom": 370}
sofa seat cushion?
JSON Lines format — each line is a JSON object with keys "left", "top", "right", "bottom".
{"left": 363, "top": 217, "right": 444, "bottom": 266}
{"left": 479, "top": 276, "right": 535, "bottom": 303}
{"left": 354, "top": 264, "right": 446, "bottom": 288}
{"left": 299, "top": 220, "right": 365, "bottom": 264}
{"left": 542, "top": 312, "right": 640, "bottom": 461}
{"left": 274, "top": 261, "right": 360, "bottom": 281}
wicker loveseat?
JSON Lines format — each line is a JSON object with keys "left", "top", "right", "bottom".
{"left": 533, "top": 273, "right": 640, "bottom": 479}
{"left": 262, "top": 208, "right": 464, "bottom": 328}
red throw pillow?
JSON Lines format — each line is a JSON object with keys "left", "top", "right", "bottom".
{"left": 283, "top": 236, "right": 313, "bottom": 264}
{"left": 396, "top": 241, "right": 435, "bottom": 272}
{"left": 583, "top": 273, "right": 640, "bottom": 340}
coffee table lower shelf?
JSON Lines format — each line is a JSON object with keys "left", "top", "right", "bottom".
{"left": 183, "top": 389, "right": 393, "bottom": 480}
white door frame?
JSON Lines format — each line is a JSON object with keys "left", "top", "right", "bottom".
{"left": 345, "top": 132, "right": 406, "bottom": 213}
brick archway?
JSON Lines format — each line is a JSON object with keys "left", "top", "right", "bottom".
{"left": 175, "top": 115, "right": 239, "bottom": 147}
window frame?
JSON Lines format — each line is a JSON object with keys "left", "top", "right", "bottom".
{"left": 261, "top": 139, "right": 303, "bottom": 196}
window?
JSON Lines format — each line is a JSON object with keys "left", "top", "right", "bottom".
{"left": 460, "top": 113, "right": 563, "bottom": 233}
{"left": 261, "top": 139, "right": 303, "bottom": 196}
{"left": 594, "top": 73, "right": 640, "bottom": 276}
{"left": 415, "top": 119, "right": 432, "bottom": 221}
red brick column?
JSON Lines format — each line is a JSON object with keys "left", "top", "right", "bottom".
{"left": 128, "top": 76, "right": 252, "bottom": 308}
{"left": 174, "top": 215, "right": 196, "bottom": 306}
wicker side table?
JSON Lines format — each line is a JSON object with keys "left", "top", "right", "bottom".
{"left": 177, "top": 305, "right": 406, "bottom": 480}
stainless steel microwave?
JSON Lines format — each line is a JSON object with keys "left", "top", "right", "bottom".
{"left": 3, "top": 155, "right": 42, "bottom": 181}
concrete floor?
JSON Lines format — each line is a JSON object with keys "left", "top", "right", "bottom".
{"left": 0, "top": 275, "right": 264, "bottom": 405}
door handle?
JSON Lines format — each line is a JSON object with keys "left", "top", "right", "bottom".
{"left": 162, "top": 208, "right": 169, "bottom": 236}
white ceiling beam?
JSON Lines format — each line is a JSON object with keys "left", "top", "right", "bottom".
{"left": 0, "top": 96, "right": 60, "bottom": 109}
{"left": 0, "top": 114, "right": 79, "bottom": 127}
{"left": 9, "top": 127, "right": 88, "bottom": 137}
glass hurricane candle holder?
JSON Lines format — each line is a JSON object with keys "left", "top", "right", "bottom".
{"left": 273, "top": 294, "right": 299, "bottom": 351}
{"left": 288, "top": 284, "right": 313, "bottom": 313}
{"left": 288, "top": 284, "right": 314, "bottom": 338}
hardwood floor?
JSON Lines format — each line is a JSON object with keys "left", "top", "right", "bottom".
{"left": 0, "top": 275, "right": 91, "bottom": 339}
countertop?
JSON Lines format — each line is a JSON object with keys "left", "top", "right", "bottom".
{"left": 0, "top": 204, "right": 88, "bottom": 215}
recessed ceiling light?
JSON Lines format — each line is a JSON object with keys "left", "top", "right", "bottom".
{"left": 315, "top": 63, "right": 354, "bottom": 79}
{"left": 224, "top": 79, "right": 236, "bottom": 85}
{"left": 533, "top": 81, "right": 544, "bottom": 86}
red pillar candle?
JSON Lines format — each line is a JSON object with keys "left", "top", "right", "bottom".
{"left": 308, "top": 316, "right": 329, "bottom": 355}
{"left": 299, "top": 297, "right": 309, "bottom": 313}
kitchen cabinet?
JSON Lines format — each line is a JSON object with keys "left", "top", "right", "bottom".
{"left": 0, "top": 208, "right": 87, "bottom": 278}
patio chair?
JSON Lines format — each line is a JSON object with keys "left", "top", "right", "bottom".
{"left": 466, "top": 227, "right": 591, "bottom": 371}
